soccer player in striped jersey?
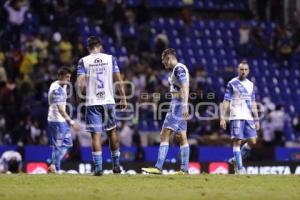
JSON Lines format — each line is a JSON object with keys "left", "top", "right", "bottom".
{"left": 220, "top": 60, "right": 260, "bottom": 174}
{"left": 142, "top": 48, "right": 190, "bottom": 175}
{"left": 76, "top": 36, "right": 127, "bottom": 176}
{"left": 47, "top": 67, "right": 77, "bottom": 173}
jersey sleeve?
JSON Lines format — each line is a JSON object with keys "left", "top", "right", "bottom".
{"left": 251, "top": 86, "right": 256, "bottom": 101}
{"left": 112, "top": 56, "right": 120, "bottom": 73}
{"left": 174, "top": 66, "right": 187, "bottom": 84}
{"left": 77, "top": 59, "right": 86, "bottom": 76}
{"left": 50, "top": 88, "right": 65, "bottom": 104}
{"left": 224, "top": 83, "right": 233, "bottom": 101}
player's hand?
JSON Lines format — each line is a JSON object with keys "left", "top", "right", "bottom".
{"left": 182, "top": 105, "right": 189, "bottom": 119}
{"left": 70, "top": 121, "right": 80, "bottom": 132}
{"left": 67, "top": 119, "right": 79, "bottom": 132}
{"left": 76, "top": 96, "right": 85, "bottom": 105}
{"left": 120, "top": 98, "right": 127, "bottom": 111}
{"left": 220, "top": 118, "right": 227, "bottom": 130}
{"left": 255, "top": 121, "right": 260, "bottom": 131}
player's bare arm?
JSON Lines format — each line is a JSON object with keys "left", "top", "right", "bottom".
{"left": 76, "top": 75, "right": 86, "bottom": 102}
{"left": 252, "top": 101, "right": 260, "bottom": 130}
{"left": 181, "top": 82, "right": 189, "bottom": 119}
{"left": 220, "top": 100, "right": 230, "bottom": 130}
{"left": 57, "top": 104, "right": 76, "bottom": 128}
{"left": 113, "top": 72, "right": 127, "bottom": 111}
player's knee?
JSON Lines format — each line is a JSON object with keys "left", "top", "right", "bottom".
{"left": 248, "top": 139, "right": 257, "bottom": 147}
{"left": 175, "top": 133, "right": 181, "bottom": 142}
{"left": 232, "top": 139, "right": 242, "bottom": 146}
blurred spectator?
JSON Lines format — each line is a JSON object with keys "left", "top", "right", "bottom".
{"left": 122, "top": 10, "right": 137, "bottom": 54}
{"left": 274, "top": 25, "right": 294, "bottom": 66}
{"left": 111, "top": 0, "right": 126, "bottom": 44}
{"left": 261, "top": 114, "right": 275, "bottom": 146}
{"left": 20, "top": 43, "right": 38, "bottom": 75}
{"left": 58, "top": 36, "right": 73, "bottom": 65}
{"left": 119, "top": 121, "right": 135, "bottom": 147}
{"left": 137, "top": 25, "right": 152, "bottom": 56}
{"left": 251, "top": 24, "right": 270, "bottom": 53}
{"left": 28, "top": 120, "right": 42, "bottom": 144}
{"left": 3, "top": 0, "right": 29, "bottom": 49}
{"left": 4, "top": 0, "right": 29, "bottom": 26}
{"left": 269, "top": 105, "right": 285, "bottom": 145}
{"left": 238, "top": 23, "right": 250, "bottom": 56}
{"left": 32, "top": 33, "right": 49, "bottom": 62}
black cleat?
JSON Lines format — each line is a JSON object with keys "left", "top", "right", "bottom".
{"left": 93, "top": 170, "right": 103, "bottom": 176}
{"left": 112, "top": 166, "right": 122, "bottom": 174}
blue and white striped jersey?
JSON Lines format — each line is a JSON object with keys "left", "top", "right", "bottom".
{"left": 168, "top": 63, "right": 189, "bottom": 93}
{"left": 224, "top": 77, "right": 256, "bottom": 120}
{"left": 47, "top": 81, "right": 67, "bottom": 122}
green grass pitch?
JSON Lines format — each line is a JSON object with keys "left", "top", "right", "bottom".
{"left": 0, "top": 174, "right": 299, "bottom": 200}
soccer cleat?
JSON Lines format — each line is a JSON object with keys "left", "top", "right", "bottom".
{"left": 173, "top": 170, "right": 188, "bottom": 175}
{"left": 235, "top": 167, "right": 246, "bottom": 175}
{"left": 93, "top": 170, "right": 103, "bottom": 176}
{"left": 228, "top": 157, "right": 237, "bottom": 172}
{"left": 47, "top": 164, "right": 56, "bottom": 174}
{"left": 141, "top": 167, "right": 162, "bottom": 175}
{"left": 112, "top": 166, "right": 122, "bottom": 174}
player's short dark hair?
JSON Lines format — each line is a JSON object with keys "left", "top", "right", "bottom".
{"left": 238, "top": 59, "right": 249, "bottom": 67}
{"left": 8, "top": 159, "right": 20, "bottom": 173}
{"left": 87, "top": 36, "right": 102, "bottom": 49}
{"left": 58, "top": 67, "right": 72, "bottom": 77}
{"left": 240, "top": 59, "right": 248, "bottom": 64}
{"left": 162, "top": 48, "right": 176, "bottom": 59}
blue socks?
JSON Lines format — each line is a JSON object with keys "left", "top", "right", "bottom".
{"left": 92, "top": 151, "right": 103, "bottom": 173}
{"left": 241, "top": 143, "right": 251, "bottom": 160}
{"left": 111, "top": 150, "right": 120, "bottom": 168}
{"left": 233, "top": 147, "right": 243, "bottom": 169}
{"left": 180, "top": 144, "right": 190, "bottom": 172}
{"left": 52, "top": 146, "right": 68, "bottom": 171}
{"left": 155, "top": 143, "right": 190, "bottom": 171}
{"left": 155, "top": 142, "right": 169, "bottom": 170}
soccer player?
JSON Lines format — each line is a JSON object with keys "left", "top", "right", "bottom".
{"left": 47, "top": 67, "right": 76, "bottom": 173}
{"left": 76, "top": 36, "right": 127, "bottom": 176}
{"left": 142, "top": 48, "right": 190, "bottom": 175}
{"left": 220, "top": 60, "right": 260, "bottom": 174}
{"left": 0, "top": 150, "right": 22, "bottom": 173}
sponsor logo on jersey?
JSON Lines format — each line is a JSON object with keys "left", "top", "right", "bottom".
{"left": 94, "top": 58, "right": 102, "bottom": 63}
{"left": 96, "top": 91, "right": 105, "bottom": 99}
